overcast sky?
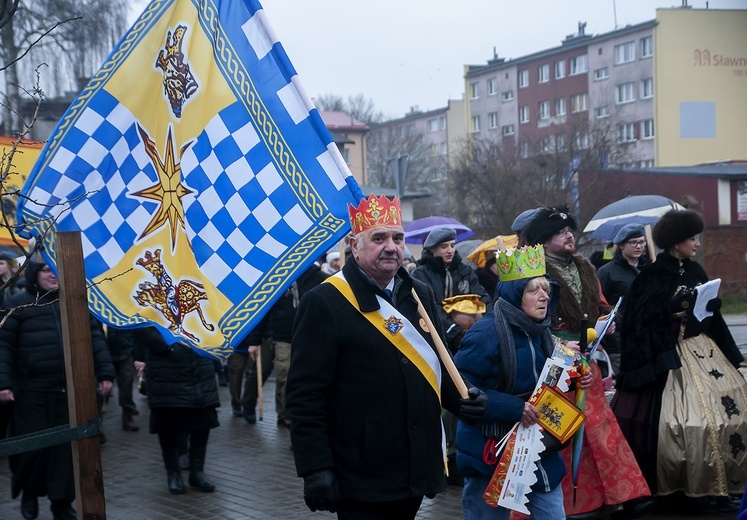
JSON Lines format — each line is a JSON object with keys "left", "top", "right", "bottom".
{"left": 131, "top": 0, "right": 747, "bottom": 119}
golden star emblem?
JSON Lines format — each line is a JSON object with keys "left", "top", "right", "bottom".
{"left": 133, "top": 124, "right": 193, "bottom": 250}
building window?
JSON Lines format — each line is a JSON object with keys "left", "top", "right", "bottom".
{"left": 615, "top": 41, "right": 635, "bottom": 64}
{"left": 570, "top": 55, "right": 588, "bottom": 75}
{"left": 405, "top": 124, "right": 415, "bottom": 136}
{"left": 554, "top": 59, "right": 566, "bottom": 79}
{"left": 538, "top": 64, "right": 550, "bottom": 83}
{"left": 594, "top": 67, "right": 609, "bottom": 80}
{"left": 502, "top": 90, "right": 514, "bottom": 102}
{"left": 555, "top": 97, "right": 566, "bottom": 116}
{"left": 539, "top": 136, "right": 553, "bottom": 154}
{"left": 556, "top": 134, "right": 566, "bottom": 152}
{"left": 640, "top": 36, "right": 653, "bottom": 58}
{"left": 427, "top": 118, "right": 440, "bottom": 132}
{"left": 618, "top": 122, "right": 636, "bottom": 142}
{"left": 470, "top": 82, "right": 480, "bottom": 99}
{"left": 539, "top": 100, "right": 550, "bottom": 120}
{"left": 519, "top": 105, "right": 530, "bottom": 124}
{"left": 520, "top": 141, "right": 530, "bottom": 158}
{"left": 488, "top": 77, "right": 498, "bottom": 95}
{"left": 502, "top": 124, "right": 515, "bottom": 136}
{"left": 616, "top": 82, "right": 636, "bottom": 104}
{"left": 595, "top": 105, "right": 610, "bottom": 118}
{"left": 640, "top": 78, "right": 654, "bottom": 99}
{"left": 489, "top": 112, "right": 499, "bottom": 129}
{"left": 519, "top": 69, "right": 529, "bottom": 88}
{"left": 641, "top": 159, "right": 654, "bottom": 168}
{"left": 471, "top": 115, "right": 481, "bottom": 132}
{"left": 640, "top": 119, "right": 654, "bottom": 139}
{"left": 570, "top": 93, "right": 588, "bottom": 113}
{"left": 574, "top": 131, "right": 589, "bottom": 149}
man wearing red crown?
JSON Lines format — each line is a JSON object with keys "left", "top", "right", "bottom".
{"left": 286, "top": 194, "right": 488, "bottom": 519}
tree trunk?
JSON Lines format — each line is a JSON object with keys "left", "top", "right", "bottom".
{"left": 1, "top": 16, "right": 21, "bottom": 135}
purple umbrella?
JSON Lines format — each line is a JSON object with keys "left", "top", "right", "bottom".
{"left": 404, "top": 216, "right": 474, "bottom": 244}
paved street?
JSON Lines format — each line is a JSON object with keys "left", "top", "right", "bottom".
{"left": 0, "top": 315, "right": 743, "bottom": 519}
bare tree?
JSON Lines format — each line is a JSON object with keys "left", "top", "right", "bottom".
{"left": 1, "top": 0, "right": 128, "bottom": 134}
{"left": 314, "top": 92, "right": 384, "bottom": 126}
{"left": 0, "top": 0, "right": 20, "bottom": 30}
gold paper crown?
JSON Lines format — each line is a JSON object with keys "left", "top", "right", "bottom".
{"left": 348, "top": 194, "right": 402, "bottom": 235}
{"left": 496, "top": 245, "right": 546, "bottom": 282}
{"left": 442, "top": 294, "right": 486, "bottom": 315}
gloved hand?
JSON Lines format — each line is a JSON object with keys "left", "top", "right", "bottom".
{"left": 706, "top": 297, "right": 722, "bottom": 313}
{"left": 458, "top": 386, "right": 488, "bottom": 425}
{"left": 302, "top": 468, "right": 340, "bottom": 512}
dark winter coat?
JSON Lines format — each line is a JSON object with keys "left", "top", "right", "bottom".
{"left": 618, "top": 251, "right": 742, "bottom": 390}
{"left": 454, "top": 277, "right": 566, "bottom": 492}
{"left": 245, "top": 264, "right": 328, "bottom": 344}
{"left": 412, "top": 249, "right": 490, "bottom": 346}
{"left": 106, "top": 327, "right": 137, "bottom": 362}
{"left": 0, "top": 262, "right": 114, "bottom": 393}
{"left": 286, "top": 258, "right": 464, "bottom": 502}
{"left": 135, "top": 327, "right": 220, "bottom": 410}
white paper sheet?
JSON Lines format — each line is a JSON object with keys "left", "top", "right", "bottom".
{"left": 693, "top": 278, "right": 721, "bottom": 322}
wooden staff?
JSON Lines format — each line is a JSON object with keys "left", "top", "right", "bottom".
{"left": 411, "top": 289, "right": 469, "bottom": 398}
{"left": 644, "top": 224, "right": 656, "bottom": 261}
{"left": 256, "top": 344, "right": 263, "bottom": 421}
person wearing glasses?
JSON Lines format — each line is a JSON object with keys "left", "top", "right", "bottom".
{"left": 596, "top": 224, "right": 650, "bottom": 375}
{"left": 613, "top": 209, "right": 746, "bottom": 514}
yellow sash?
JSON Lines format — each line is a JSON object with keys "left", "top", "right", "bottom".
{"left": 325, "top": 273, "right": 442, "bottom": 403}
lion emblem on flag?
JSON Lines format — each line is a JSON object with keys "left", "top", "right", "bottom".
{"left": 134, "top": 249, "right": 214, "bottom": 342}
{"left": 155, "top": 24, "right": 199, "bottom": 118}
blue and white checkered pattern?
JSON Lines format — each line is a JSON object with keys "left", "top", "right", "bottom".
{"left": 17, "top": 0, "right": 361, "bottom": 354}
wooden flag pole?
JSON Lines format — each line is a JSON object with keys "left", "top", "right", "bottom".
{"left": 411, "top": 289, "right": 469, "bottom": 398}
{"left": 57, "top": 231, "right": 107, "bottom": 519}
{"left": 256, "top": 344, "right": 263, "bottom": 421}
{"left": 644, "top": 224, "right": 656, "bottom": 261}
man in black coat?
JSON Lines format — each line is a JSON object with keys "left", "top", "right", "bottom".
{"left": 0, "top": 262, "right": 114, "bottom": 520}
{"left": 285, "top": 194, "right": 487, "bottom": 520}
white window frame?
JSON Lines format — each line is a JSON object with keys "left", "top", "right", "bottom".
{"left": 640, "top": 119, "right": 654, "bottom": 139}
{"left": 640, "top": 36, "right": 653, "bottom": 58}
{"left": 501, "top": 90, "right": 514, "bottom": 102}
{"left": 539, "top": 136, "right": 553, "bottom": 155}
{"left": 538, "top": 64, "right": 550, "bottom": 83}
{"left": 595, "top": 105, "right": 610, "bottom": 119}
{"left": 554, "top": 59, "right": 566, "bottom": 79}
{"left": 519, "top": 105, "right": 530, "bottom": 124}
{"left": 640, "top": 78, "right": 654, "bottom": 99}
{"left": 520, "top": 141, "right": 530, "bottom": 158}
{"left": 594, "top": 67, "right": 609, "bottom": 80}
{"left": 574, "top": 131, "right": 589, "bottom": 149}
{"left": 471, "top": 115, "right": 481, "bottom": 132}
{"left": 569, "top": 55, "right": 588, "bottom": 75}
{"left": 489, "top": 112, "right": 499, "bottom": 129}
{"left": 616, "top": 82, "right": 636, "bottom": 104}
{"left": 618, "top": 122, "right": 636, "bottom": 143}
{"left": 519, "top": 69, "right": 529, "bottom": 88}
{"left": 427, "top": 118, "right": 439, "bottom": 132}
{"left": 615, "top": 42, "right": 635, "bottom": 64}
{"left": 555, "top": 97, "right": 566, "bottom": 117}
{"left": 556, "top": 134, "right": 566, "bottom": 152}
{"left": 470, "top": 82, "right": 480, "bottom": 99}
{"left": 488, "top": 78, "right": 498, "bottom": 96}
{"left": 570, "top": 93, "right": 588, "bottom": 113}
{"left": 641, "top": 159, "right": 654, "bottom": 168}
{"left": 502, "top": 124, "right": 515, "bottom": 136}
{"left": 539, "top": 100, "right": 550, "bottom": 120}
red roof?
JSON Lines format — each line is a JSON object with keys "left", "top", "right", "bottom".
{"left": 319, "top": 111, "right": 369, "bottom": 132}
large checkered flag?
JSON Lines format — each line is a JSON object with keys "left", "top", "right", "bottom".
{"left": 17, "top": 0, "right": 362, "bottom": 360}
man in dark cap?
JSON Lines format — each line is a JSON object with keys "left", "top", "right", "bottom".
{"left": 512, "top": 208, "right": 542, "bottom": 247}
{"left": 596, "top": 224, "right": 649, "bottom": 374}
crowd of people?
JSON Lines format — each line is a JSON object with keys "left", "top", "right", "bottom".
{"left": 0, "top": 196, "right": 744, "bottom": 520}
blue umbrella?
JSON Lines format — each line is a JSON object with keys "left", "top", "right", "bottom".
{"left": 404, "top": 216, "right": 474, "bottom": 244}
{"left": 583, "top": 195, "right": 682, "bottom": 233}
{"left": 588, "top": 215, "right": 660, "bottom": 242}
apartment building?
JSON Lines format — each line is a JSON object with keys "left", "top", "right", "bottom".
{"left": 465, "top": 20, "right": 656, "bottom": 169}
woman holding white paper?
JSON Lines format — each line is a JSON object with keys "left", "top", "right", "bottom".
{"left": 613, "top": 209, "right": 747, "bottom": 511}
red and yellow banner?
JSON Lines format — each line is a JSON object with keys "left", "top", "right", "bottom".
{"left": 0, "top": 136, "right": 41, "bottom": 247}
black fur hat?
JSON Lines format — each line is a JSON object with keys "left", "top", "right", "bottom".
{"left": 652, "top": 209, "right": 704, "bottom": 250}
{"left": 524, "top": 205, "right": 577, "bottom": 246}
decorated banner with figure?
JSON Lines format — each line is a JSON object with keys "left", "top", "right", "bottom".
{"left": 17, "top": 0, "right": 362, "bottom": 360}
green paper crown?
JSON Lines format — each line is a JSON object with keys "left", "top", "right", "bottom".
{"left": 496, "top": 245, "right": 546, "bottom": 282}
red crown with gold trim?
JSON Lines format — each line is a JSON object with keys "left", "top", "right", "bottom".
{"left": 348, "top": 194, "right": 402, "bottom": 235}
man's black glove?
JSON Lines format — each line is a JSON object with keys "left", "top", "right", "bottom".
{"left": 458, "top": 386, "right": 488, "bottom": 425}
{"left": 302, "top": 468, "right": 340, "bottom": 512}
{"left": 706, "top": 297, "right": 722, "bottom": 313}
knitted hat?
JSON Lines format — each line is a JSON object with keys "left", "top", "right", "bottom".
{"left": 652, "top": 209, "right": 704, "bottom": 250}
{"left": 612, "top": 224, "right": 645, "bottom": 245}
{"left": 423, "top": 227, "right": 457, "bottom": 249}
{"left": 524, "top": 205, "right": 577, "bottom": 246}
{"left": 511, "top": 208, "right": 542, "bottom": 233}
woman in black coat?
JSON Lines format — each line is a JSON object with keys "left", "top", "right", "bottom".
{"left": 135, "top": 327, "right": 220, "bottom": 494}
{"left": 0, "top": 262, "right": 114, "bottom": 520}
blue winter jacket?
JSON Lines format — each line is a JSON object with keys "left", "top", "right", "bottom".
{"left": 454, "top": 277, "right": 566, "bottom": 492}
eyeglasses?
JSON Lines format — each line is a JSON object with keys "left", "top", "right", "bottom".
{"left": 556, "top": 228, "right": 574, "bottom": 237}
{"left": 627, "top": 239, "right": 647, "bottom": 248}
